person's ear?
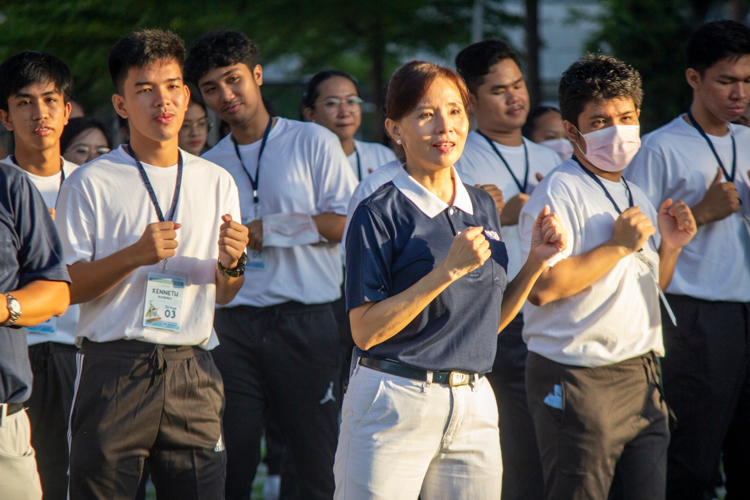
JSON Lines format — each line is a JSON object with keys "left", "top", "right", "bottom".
{"left": 385, "top": 118, "right": 401, "bottom": 144}
{"left": 303, "top": 107, "right": 315, "bottom": 122}
{"left": 112, "top": 94, "right": 129, "bottom": 120}
{"left": 0, "top": 109, "right": 13, "bottom": 132}
{"left": 184, "top": 84, "right": 191, "bottom": 111}
{"left": 467, "top": 92, "right": 478, "bottom": 114}
{"left": 253, "top": 64, "right": 264, "bottom": 87}
{"left": 63, "top": 100, "right": 72, "bottom": 127}
{"left": 686, "top": 68, "right": 701, "bottom": 92}
{"left": 563, "top": 119, "right": 584, "bottom": 153}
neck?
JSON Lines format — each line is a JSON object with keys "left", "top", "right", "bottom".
{"left": 341, "top": 137, "right": 356, "bottom": 156}
{"left": 405, "top": 159, "right": 455, "bottom": 204}
{"left": 476, "top": 122, "right": 523, "bottom": 147}
{"left": 13, "top": 143, "right": 61, "bottom": 176}
{"left": 231, "top": 105, "right": 272, "bottom": 145}
{"left": 686, "top": 97, "right": 729, "bottom": 136}
{"left": 129, "top": 131, "right": 179, "bottom": 167}
{"left": 573, "top": 149, "right": 622, "bottom": 182}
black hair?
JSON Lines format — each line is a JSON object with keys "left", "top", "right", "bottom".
{"left": 686, "top": 20, "right": 750, "bottom": 75}
{"left": 522, "top": 105, "right": 561, "bottom": 139}
{"left": 60, "top": 117, "right": 112, "bottom": 153}
{"left": 184, "top": 30, "right": 259, "bottom": 85}
{"left": 301, "top": 70, "right": 360, "bottom": 109}
{"left": 558, "top": 55, "right": 643, "bottom": 128}
{"left": 0, "top": 51, "right": 73, "bottom": 112}
{"left": 108, "top": 29, "right": 185, "bottom": 95}
{"left": 455, "top": 39, "right": 522, "bottom": 95}
{"left": 187, "top": 85, "right": 207, "bottom": 114}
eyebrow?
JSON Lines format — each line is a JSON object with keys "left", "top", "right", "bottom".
{"left": 489, "top": 77, "right": 524, "bottom": 91}
{"left": 134, "top": 77, "right": 182, "bottom": 87}
{"left": 199, "top": 69, "right": 239, "bottom": 88}
{"left": 14, "top": 90, "right": 61, "bottom": 98}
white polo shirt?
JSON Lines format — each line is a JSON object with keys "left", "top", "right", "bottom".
{"left": 625, "top": 116, "right": 750, "bottom": 302}
{"left": 519, "top": 160, "right": 664, "bottom": 368}
{"left": 347, "top": 139, "right": 397, "bottom": 181}
{"left": 202, "top": 117, "right": 357, "bottom": 307}
{"left": 455, "top": 131, "right": 562, "bottom": 279}
{"left": 56, "top": 146, "right": 241, "bottom": 347}
{"left": 2, "top": 156, "right": 81, "bottom": 346}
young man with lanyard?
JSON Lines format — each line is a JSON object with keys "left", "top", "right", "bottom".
{"left": 519, "top": 54, "right": 697, "bottom": 499}
{"left": 452, "top": 39, "right": 561, "bottom": 500}
{"left": 625, "top": 20, "right": 750, "bottom": 500}
{"left": 57, "top": 29, "right": 249, "bottom": 498}
{"left": 0, "top": 51, "right": 80, "bottom": 500}
{"left": 185, "top": 30, "right": 357, "bottom": 500}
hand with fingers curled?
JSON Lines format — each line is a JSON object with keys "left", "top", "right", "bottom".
{"left": 657, "top": 198, "right": 697, "bottom": 251}
{"left": 610, "top": 206, "right": 656, "bottom": 254}
{"left": 219, "top": 214, "right": 250, "bottom": 269}
{"left": 440, "top": 226, "right": 492, "bottom": 282}
{"left": 529, "top": 205, "right": 567, "bottom": 264}
{"left": 246, "top": 219, "right": 263, "bottom": 252}
{"left": 477, "top": 184, "right": 505, "bottom": 218}
{"left": 131, "top": 221, "right": 182, "bottom": 267}
{"left": 691, "top": 167, "right": 740, "bottom": 226}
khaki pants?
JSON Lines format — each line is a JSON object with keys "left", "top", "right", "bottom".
{"left": 0, "top": 408, "right": 42, "bottom": 500}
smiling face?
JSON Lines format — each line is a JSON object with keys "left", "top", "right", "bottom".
{"left": 112, "top": 59, "right": 189, "bottom": 145}
{"left": 178, "top": 101, "right": 209, "bottom": 155}
{"left": 304, "top": 76, "right": 362, "bottom": 143}
{"left": 63, "top": 127, "right": 110, "bottom": 165}
{"left": 689, "top": 55, "right": 750, "bottom": 123}
{"left": 469, "top": 58, "right": 529, "bottom": 133}
{"left": 386, "top": 76, "right": 469, "bottom": 174}
{"left": 198, "top": 63, "right": 263, "bottom": 128}
{"left": 0, "top": 81, "right": 70, "bottom": 154}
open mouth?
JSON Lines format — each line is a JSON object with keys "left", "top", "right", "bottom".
{"left": 34, "top": 126, "right": 52, "bottom": 136}
{"left": 433, "top": 141, "right": 456, "bottom": 152}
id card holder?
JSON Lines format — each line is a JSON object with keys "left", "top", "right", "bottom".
{"left": 246, "top": 249, "right": 267, "bottom": 271}
{"left": 143, "top": 273, "right": 185, "bottom": 331}
{"left": 27, "top": 317, "right": 57, "bottom": 335}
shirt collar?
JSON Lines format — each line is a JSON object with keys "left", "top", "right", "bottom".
{"left": 392, "top": 165, "right": 474, "bottom": 218}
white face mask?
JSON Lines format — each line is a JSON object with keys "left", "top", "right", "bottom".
{"left": 540, "top": 138, "right": 574, "bottom": 162}
{"left": 575, "top": 125, "right": 641, "bottom": 172}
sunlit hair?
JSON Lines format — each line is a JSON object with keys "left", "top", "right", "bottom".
{"left": 108, "top": 29, "right": 185, "bottom": 95}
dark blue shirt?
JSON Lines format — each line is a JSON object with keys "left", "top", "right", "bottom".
{"left": 0, "top": 162, "right": 70, "bottom": 403}
{"left": 345, "top": 170, "right": 508, "bottom": 373}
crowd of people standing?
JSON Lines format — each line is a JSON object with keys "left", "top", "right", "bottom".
{"left": 0, "top": 17, "right": 749, "bottom": 500}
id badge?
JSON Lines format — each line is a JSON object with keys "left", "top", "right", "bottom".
{"left": 247, "top": 249, "right": 267, "bottom": 271}
{"left": 27, "top": 317, "right": 57, "bottom": 335}
{"left": 143, "top": 273, "right": 185, "bottom": 331}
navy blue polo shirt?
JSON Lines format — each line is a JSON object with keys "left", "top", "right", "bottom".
{"left": 0, "top": 162, "right": 70, "bottom": 403}
{"left": 346, "top": 166, "right": 508, "bottom": 373}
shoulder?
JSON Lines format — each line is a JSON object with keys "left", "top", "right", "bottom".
{"left": 640, "top": 117, "right": 688, "bottom": 149}
{"left": 524, "top": 138, "right": 563, "bottom": 168}
{"left": 730, "top": 122, "right": 750, "bottom": 149}
{"left": 62, "top": 158, "right": 80, "bottom": 176}
{"left": 355, "top": 139, "right": 396, "bottom": 157}
{"left": 533, "top": 161, "right": 583, "bottom": 202}
{"left": 277, "top": 117, "right": 340, "bottom": 146}
{"left": 65, "top": 147, "right": 131, "bottom": 185}
{"left": 0, "top": 161, "right": 31, "bottom": 192}
{"left": 183, "top": 150, "right": 237, "bottom": 185}
{"left": 201, "top": 134, "right": 235, "bottom": 165}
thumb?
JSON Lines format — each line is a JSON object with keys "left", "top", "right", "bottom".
{"left": 172, "top": 222, "right": 182, "bottom": 230}
{"left": 221, "top": 214, "right": 232, "bottom": 223}
{"left": 658, "top": 198, "right": 673, "bottom": 216}
{"left": 535, "top": 172, "right": 544, "bottom": 182}
{"left": 712, "top": 167, "right": 724, "bottom": 185}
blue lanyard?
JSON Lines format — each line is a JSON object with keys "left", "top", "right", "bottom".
{"left": 127, "top": 146, "right": 183, "bottom": 223}
{"left": 355, "top": 148, "right": 362, "bottom": 181}
{"left": 476, "top": 131, "right": 529, "bottom": 194}
{"left": 573, "top": 156, "right": 634, "bottom": 213}
{"left": 231, "top": 116, "right": 274, "bottom": 205}
{"left": 686, "top": 109, "right": 736, "bottom": 182}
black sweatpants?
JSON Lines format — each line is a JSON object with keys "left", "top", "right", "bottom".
{"left": 68, "top": 340, "right": 226, "bottom": 500}
{"left": 26, "top": 342, "right": 78, "bottom": 500}
{"left": 485, "top": 315, "right": 544, "bottom": 500}
{"left": 213, "top": 301, "right": 340, "bottom": 500}
{"left": 661, "top": 295, "right": 750, "bottom": 500}
{"left": 526, "top": 352, "right": 669, "bottom": 500}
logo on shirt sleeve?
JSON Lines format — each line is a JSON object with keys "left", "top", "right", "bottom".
{"left": 484, "top": 229, "right": 500, "bottom": 241}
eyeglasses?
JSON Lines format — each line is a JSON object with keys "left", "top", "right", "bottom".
{"left": 181, "top": 120, "right": 213, "bottom": 133}
{"left": 71, "top": 145, "right": 111, "bottom": 157}
{"left": 314, "top": 97, "right": 364, "bottom": 115}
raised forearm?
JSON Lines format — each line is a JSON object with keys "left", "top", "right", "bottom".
{"left": 658, "top": 244, "right": 682, "bottom": 291}
{"left": 499, "top": 257, "right": 546, "bottom": 332}
{"left": 312, "top": 213, "right": 346, "bottom": 243}
{"left": 214, "top": 268, "right": 244, "bottom": 306}
{"left": 68, "top": 246, "right": 140, "bottom": 304}
{"left": 1, "top": 280, "right": 70, "bottom": 326}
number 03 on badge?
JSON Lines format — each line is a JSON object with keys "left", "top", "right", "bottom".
{"left": 143, "top": 273, "right": 185, "bottom": 331}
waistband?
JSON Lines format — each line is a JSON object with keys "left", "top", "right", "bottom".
{"left": 359, "top": 357, "right": 485, "bottom": 387}
{"left": 80, "top": 338, "right": 204, "bottom": 361}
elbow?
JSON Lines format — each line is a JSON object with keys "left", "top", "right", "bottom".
{"left": 52, "top": 282, "right": 71, "bottom": 317}
{"left": 528, "top": 287, "right": 553, "bottom": 307}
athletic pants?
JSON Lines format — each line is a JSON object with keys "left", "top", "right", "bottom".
{"left": 68, "top": 339, "right": 226, "bottom": 499}
{"left": 661, "top": 295, "right": 750, "bottom": 500}
{"left": 526, "top": 351, "right": 669, "bottom": 500}
{"left": 485, "top": 315, "right": 544, "bottom": 500}
{"left": 0, "top": 408, "right": 42, "bottom": 500}
{"left": 213, "top": 301, "right": 340, "bottom": 500}
{"left": 26, "top": 342, "right": 77, "bottom": 500}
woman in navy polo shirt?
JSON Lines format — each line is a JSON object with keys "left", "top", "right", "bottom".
{"left": 334, "top": 61, "right": 567, "bottom": 499}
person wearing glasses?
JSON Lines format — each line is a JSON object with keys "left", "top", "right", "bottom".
{"left": 179, "top": 91, "right": 212, "bottom": 156}
{"left": 302, "top": 70, "right": 396, "bottom": 181}
{"left": 61, "top": 117, "right": 112, "bottom": 166}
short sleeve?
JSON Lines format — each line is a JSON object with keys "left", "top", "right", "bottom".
{"left": 624, "top": 145, "right": 667, "bottom": 210}
{"left": 55, "top": 181, "right": 97, "bottom": 266}
{"left": 312, "top": 133, "right": 358, "bottom": 216}
{"left": 519, "top": 183, "right": 578, "bottom": 268}
{"left": 345, "top": 204, "right": 393, "bottom": 311}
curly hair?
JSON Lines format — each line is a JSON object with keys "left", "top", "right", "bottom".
{"left": 455, "top": 39, "right": 521, "bottom": 95}
{"left": 108, "top": 30, "right": 185, "bottom": 95}
{"left": 185, "top": 30, "right": 259, "bottom": 85}
{"left": 558, "top": 55, "right": 642, "bottom": 128}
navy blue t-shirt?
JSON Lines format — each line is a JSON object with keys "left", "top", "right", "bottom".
{"left": 345, "top": 171, "right": 508, "bottom": 373}
{"left": 0, "top": 162, "right": 70, "bottom": 403}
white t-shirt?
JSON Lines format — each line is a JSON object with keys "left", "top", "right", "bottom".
{"left": 455, "top": 131, "right": 562, "bottom": 279}
{"left": 343, "top": 160, "right": 404, "bottom": 242}
{"left": 55, "top": 146, "right": 241, "bottom": 347}
{"left": 519, "top": 160, "right": 664, "bottom": 367}
{"left": 202, "top": 118, "right": 357, "bottom": 307}
{"left": 1, "top": 156, "right": 81, "bottom": 346}
{"left": 625, "top": 116, "right": 750, "bottom": 302}
{"left": 347, "top": 139, "right": 397, "bottom": 181}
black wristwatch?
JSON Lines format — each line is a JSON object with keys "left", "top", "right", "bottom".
{"left": 218, "top": 252, "right": 247, "bottom": 278}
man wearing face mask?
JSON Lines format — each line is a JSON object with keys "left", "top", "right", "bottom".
{"left": 625, "top": 21, "right": 750, "bottom": 500}
{"left": 519, "top": 55, "right": 697, "bottom": 499}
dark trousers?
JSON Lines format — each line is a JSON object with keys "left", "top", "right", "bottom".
{"left": 213, "top": 302, "right": 340, "bottom": 500}
{"left": 485, "top": 315, "right": 544, "bottom": 500}
{"left": 26, "top": 342, "right": 78, "bottom": 500}
{"left": 68, "top": 340, "right": 226, "bottom": 500}
{"left": 526, "top": 352, "right": 669, "bottom": 500}
{"left": 661, "top": 295, "right": 750, "bottom": 500}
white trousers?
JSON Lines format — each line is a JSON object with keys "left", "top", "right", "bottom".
{"left": 334, "top": 364, "right": 502, "bottom": 500}
{"left": 0, "top": 408, "right": 42, "bottom": 500}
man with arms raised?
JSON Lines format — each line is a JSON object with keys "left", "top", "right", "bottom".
{"left": 58, "top": 29, "right": 248, "bottom": 498}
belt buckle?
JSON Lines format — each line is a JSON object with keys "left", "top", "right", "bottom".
{"left": 449, "top": 371, "right": 469, "bottom": 387}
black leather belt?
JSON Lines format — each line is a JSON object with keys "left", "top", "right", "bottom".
{"left": 359, "top": 357, "right": 485, "bottom": 387}
{"left": 0, "top": 403, "right": 24, "bottom": 417}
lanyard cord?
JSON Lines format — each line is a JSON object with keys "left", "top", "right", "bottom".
{"left": 686, "top": 109, "right": 736, "bottom": 183}
{"left": 231, "top": 116, "right": 274, "bottom": 206}
{"left": 355, "top": 147, "right": 362, "bottom": 181}
{"left": 476, "top": 131, "right": 530, "bottom": 194}
{"left": 572, "top": 156, "right": 634, "bottom": 213}
{"left": 126, "top": 146, "right": 183, "bottom": 223}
